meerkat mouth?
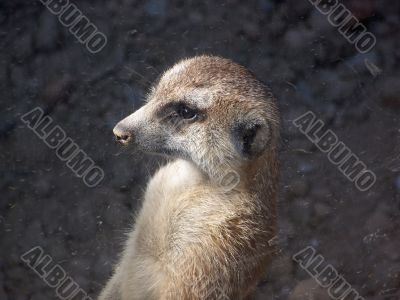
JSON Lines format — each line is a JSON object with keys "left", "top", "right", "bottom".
{"left": 146, "top": 147, "right": 189, "bottom": 160}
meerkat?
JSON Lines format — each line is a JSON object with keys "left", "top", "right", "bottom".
{"left": 99, "top": 55, "right": 280, "bottom": 300}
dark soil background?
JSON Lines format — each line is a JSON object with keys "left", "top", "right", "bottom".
{"left": 1, "top": 0, "right": 399, "bottom": 299}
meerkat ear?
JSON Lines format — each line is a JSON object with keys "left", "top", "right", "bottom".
{"left": 231, "top": 120, "right": 270, "bottom": 159}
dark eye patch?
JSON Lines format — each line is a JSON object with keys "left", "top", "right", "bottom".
{"left": 157, "top": 101, "right": 205, "bottom": 129}
{"left": 176, "top": 103, "right": 198, "bottom": 120}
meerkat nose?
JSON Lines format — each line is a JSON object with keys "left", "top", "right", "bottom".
{"left": 113, "top": 125, "right": 132, "bottom": 144}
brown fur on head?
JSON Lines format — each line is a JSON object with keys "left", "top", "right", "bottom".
{"left": 113, "top": 55, "right": 280, "bottom": 183}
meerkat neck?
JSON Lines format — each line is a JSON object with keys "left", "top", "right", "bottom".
{"left": 191, "top": 149, "right": 278, "bottom": 199}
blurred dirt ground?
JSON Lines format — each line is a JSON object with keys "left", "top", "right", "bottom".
{"left": 0, "top": 0, "right": 399, "bottom": 299}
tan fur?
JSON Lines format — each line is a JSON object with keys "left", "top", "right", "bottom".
{"left": 99, "top": 56, "right": 280, "bottom": 300}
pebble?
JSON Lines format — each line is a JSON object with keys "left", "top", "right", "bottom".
{"left": 35, "top": 12, "right": 60, "bottom": 51}
{"left": 395, "top": 175, "right": 400, "bottom": 192}
{"left": 145, "top": 0, "right": 168, "bottom": 16}
{"left": 288, "top": 279, "right": 330, "bottom": 300}
{"left": 314, "top": 202, "right": 331, "bottom": 217}
{"left": 288, "top": 179, "right": 310, "bottom": 198}
{"left": 289, "top": 198, "right": 311, "bottom": 225}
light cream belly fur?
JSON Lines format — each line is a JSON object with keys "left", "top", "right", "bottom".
{"left": 119, "top": 159, "right": 207, "bottom": 299}
{"left": 100, "top": 158, "right": 272, "bottom": 300}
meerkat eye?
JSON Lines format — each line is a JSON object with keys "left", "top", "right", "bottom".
{"left": 176, "top": 104, "right": 198, "bottom": 120}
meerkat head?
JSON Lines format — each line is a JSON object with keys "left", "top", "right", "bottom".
{"left": 114, "top": 55, "right": 279, "bottom": 184}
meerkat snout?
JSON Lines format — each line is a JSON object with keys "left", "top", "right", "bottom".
{"left": 113, "top": 125, "right": 132, "bottom": 144}
{"left": 113, "top": 105, "right": 149, "bottom": 145}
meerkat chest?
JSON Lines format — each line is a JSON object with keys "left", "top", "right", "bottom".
{"left": 143, "top": 159, "right": 205, "bottom": 207}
